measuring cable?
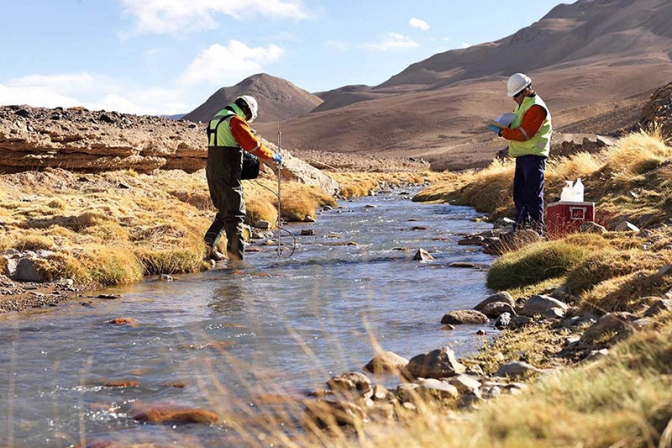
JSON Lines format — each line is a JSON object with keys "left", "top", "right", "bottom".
{"left": 252, "top": 123, "right": 296, "bottom": 258}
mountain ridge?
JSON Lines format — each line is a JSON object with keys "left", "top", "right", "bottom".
{"left": 183, "top": 73, "right": 322, "bottom": 123}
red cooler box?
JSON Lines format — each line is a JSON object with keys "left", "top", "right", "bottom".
{"left": 546, "top": 201, "right": 595, "bottom": 238}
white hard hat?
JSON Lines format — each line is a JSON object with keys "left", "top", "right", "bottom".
{"left": 236, "top": 95, "right": 258, "bottom": 122}
{"left": 507, "top": 73, "right": 532, "bottom": 97}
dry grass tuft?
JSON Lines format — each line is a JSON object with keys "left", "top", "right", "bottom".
{"left": 0, "top": 168, "right": 344, "bottom": 286}
{"left": 603, "top": 127, "right": 672, "bottom": 176}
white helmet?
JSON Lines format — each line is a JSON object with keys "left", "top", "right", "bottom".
{"left": 235, "top": 95, "right": 258, "bottom": 122}
{"left": 507, "top": 73, "right": 532, "bottom": 97}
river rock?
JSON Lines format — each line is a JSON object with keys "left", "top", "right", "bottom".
{"left": 474, "top": 291, "right": 516, "bottom": 311}
{"left": 364, "top": 351, "right": 409, "bottom": 375}
{"left": 413, "top": 248, "right": 434, "bottom": 261}
{"left": 448, "top": 375, "right": 481, "bottom": 394}
{"left": 128, "top": 403, "right": 218, "bottom": 424}
{"left": 579, "top": 221, "right": 607, "bottom": 234}
{"left": 106, "top": 317, "right": 137, "bottom": 326}
{"left": 614, "top": 221, "right": 639, "bottom": 232}
{"left": 480, "top": 302, "right": 517, "bottom": 318}
{"left": 494, "top": 312, "right": 512, "bottom": 329}
{"left": 440, "top": 310, "right": 489, "bottom": 325}
{"left": 304, "top": 399, "right": 369, "bottom": 428}
{"left": 12, "top": 258, "right": 47, "bottom": 282}
{"left": 520, "top": 295, "right": 569, "bottom": 317}
{"left": 644, "top": 298, "right": 672, "bottom": 317}
{"left": 416, "top": 379, "right": 460, "bottom": 400}
{"left": 495, "top": 361, "right": 544, "bottom": 379}
{"left": 404, "top": 346, "right": 466, "bottom": 379}
{"left": 579, "top": 312, "right": 638, "bottom": 345}
{"left": 327, "top": 372, "right": 372, "bottom": 394}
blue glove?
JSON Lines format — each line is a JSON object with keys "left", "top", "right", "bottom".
{"left": 272, "top": 153, "right": 283, "bottom": 165}
{"left": 487, "top": 125, "right": 502, "bottom": 135}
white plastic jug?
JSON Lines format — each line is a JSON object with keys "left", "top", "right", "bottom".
{"left": 573, "top": 178, "right": 584, "bottom": 202}
{"left": 561, "top": 181, "right": 574, "bottom": 202}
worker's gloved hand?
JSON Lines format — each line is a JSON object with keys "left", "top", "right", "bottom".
{"left": 272, "top": 153, "right": 283, "bottom": 165}
{"left": 487, "top": 125, "right": 502, "bottom": 135}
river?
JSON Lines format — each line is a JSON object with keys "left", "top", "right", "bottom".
{"left": 0, "top": 188, "right": 496, "bottom": 447}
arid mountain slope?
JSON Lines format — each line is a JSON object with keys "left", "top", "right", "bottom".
{"left": 183, "top": 73, "right": 322, "bottom": 123}
{"left": 255, "top": 0, "right": 672, "bottom": 170}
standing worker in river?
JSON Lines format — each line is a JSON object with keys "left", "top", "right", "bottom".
{"left": 488, "top": 73, "right": 552, "bottom": 236}
{"left": 204, "top": 95, "right": 284, "bottom": 262}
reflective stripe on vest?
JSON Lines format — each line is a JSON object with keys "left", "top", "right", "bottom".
{"left": 509, "top": 95, "right": 552, "bottom": 158}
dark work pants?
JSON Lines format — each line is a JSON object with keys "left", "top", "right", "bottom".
{"left": 204, "top": 146, "right": 245, "bottom": 260}
{"left": 513, "top": 155, "right": 546, "bottom": 232}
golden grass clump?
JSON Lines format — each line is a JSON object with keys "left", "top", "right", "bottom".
{"left": 545, "top": 151, "right": 602, "bottom": 184}
{"left": 244, "top": 179, "right": 280, "bottom": 225}
{"left": 169, "top": 190, "right": 214, "bottom": 211}
{"left": 413, "top": 160, "right": 514, "bottom": 218}
{"left": 12, "top": 233, "right": 58, "bottom": 252}
{"left": 602, "top": 127, "right": 672, "bottom": 176}
{"left": 47, "top": 198, "right": 67, "bottom": 210}
{"left": 579, "top": 270, "right": 672, "bottom": 314}
{"left": 280, "top": 183, "right": 336, "bottom": 222}
{"left": 60, "top": 246, "right": 145, "bottom": 285}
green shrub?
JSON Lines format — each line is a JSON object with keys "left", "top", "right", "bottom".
{"left": 487, "top": 240, "right": 588, "bottom": 290}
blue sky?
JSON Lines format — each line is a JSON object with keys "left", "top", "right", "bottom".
{"left": 0, "top": 0, "right": 572, "bottom": 115}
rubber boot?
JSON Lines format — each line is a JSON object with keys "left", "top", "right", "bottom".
{"left": 227, "top": 233, "right": 245, "bottom": 261}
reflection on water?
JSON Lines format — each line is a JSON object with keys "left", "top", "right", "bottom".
{"left": 0, "top": 189, "right": 496, "bottom": 447}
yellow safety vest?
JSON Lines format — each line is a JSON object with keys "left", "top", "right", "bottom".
{"left": 509, "top": 95, "right": 552, "bottom": 158}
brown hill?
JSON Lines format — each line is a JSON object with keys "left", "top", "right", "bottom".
{"left": 183, "top": 73, "right": 322, "bottom": 123}
{"left": 256, "top": 0, "right": 672, "bottom": 170}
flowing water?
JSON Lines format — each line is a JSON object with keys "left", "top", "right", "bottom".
{"left": 0, "top": 189, "right": 496, "bottom": 447}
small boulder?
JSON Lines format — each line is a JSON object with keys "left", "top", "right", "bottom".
{"left": 520, "top": 295, "right": 569, "bottom": 317}
{"left": 579, "top": 312, "right": 638, "bottom": 345}
{"left": 327, "top": 372, "right": 371, "bottom": 394}
{"left": 480, "top": 302, "right": 517, "bottom": 318}
{"left": 404, "top": 346, "right": 466, "bottom": 379}
{"left": 579, "top": 221, "right": 607, "bottom": 234}
{"left": 364, "top": 351, "right": 409, "bottom": 375}
{"left": 441, "top": 310, "right": 489, "bottom": 325}
{"left": 129, "top": 404, "right": 218, "bottom": 424}
{"left": 644, "top": 298, "right": 672, "bottom": 317}
{"left": 413, "top": 248, "right": 434, "bottom": 261}
{"left": 614, "top": 221, "right": 639, "bottom": 232}
{"left": 494, "top": 312, "right": 512, "bottom": 329}
{"left": 474, "top": 291, "right": 516, "bottom": 311}
{"left": 495, "top": 362, "right": 544, "bottom": 379}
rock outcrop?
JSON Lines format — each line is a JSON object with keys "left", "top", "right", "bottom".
{"left": 0, "top": 105, "right": 339, "bottom": 195}
{"left": 640, "top": 81, "right": 672, "bottom": 138}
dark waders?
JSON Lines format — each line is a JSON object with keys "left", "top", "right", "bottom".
{"left": 204, "top": 145, "right": 246, "bottom": 261}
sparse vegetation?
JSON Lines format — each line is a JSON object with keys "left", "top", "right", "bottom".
{"left": 3, "top": 127, "right": 672, "bottom": 447}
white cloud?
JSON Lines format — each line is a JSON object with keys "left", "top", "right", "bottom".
{"left": 462, "top": 42, "right": 472, "bottom": 48}
{"left": 121, "top": 0, "right": 308, "bottom": 35}
{"left": 361, "top": 33, "right": 419, "bottom": 51}
{"left": 410, "top": 18, "right": 430, "bottom": 31}
{"left": 0, "top": 73, "right": 191, "bottom": 115}
{"left": 0, "top": 83, "right": 82, "bottom": 109}
{"left": 326, "top": 40, "right": 350, "bottom": 52}
{"left": 179, "top": 40, "right": 284, "bottom": 86}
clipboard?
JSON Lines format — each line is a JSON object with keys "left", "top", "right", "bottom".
{"left": 483, "top": 119, "right": 507, "bottom": 129}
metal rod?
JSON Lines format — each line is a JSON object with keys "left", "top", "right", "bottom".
{"left": 277, "top": 121, "right": 282, "bottom": 256}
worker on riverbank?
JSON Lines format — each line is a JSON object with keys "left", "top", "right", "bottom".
{"left": 204, "top": 95, "right": 283, "bottom": 262}
{"left": 488, "top": 73, "right": 552, "bottom": 235}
